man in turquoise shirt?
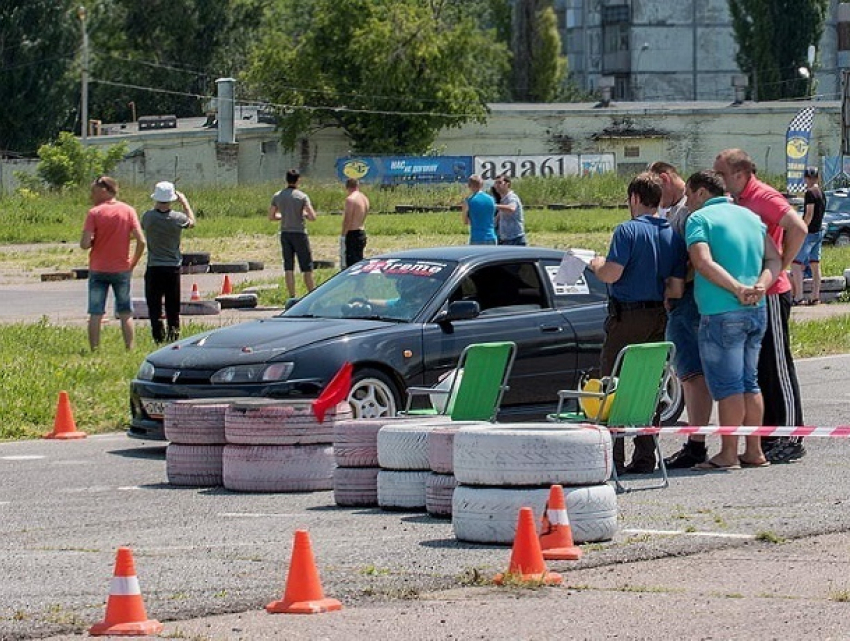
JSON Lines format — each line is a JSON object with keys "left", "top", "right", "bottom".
{"left": 684, "top": 170, "right": 781, "bottom": 471}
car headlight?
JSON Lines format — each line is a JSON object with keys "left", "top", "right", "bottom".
{"left": 210, "top": 362, "right": 294, "bottom": 384}
{"left": 137, "top": 360, "right": 155, "bottom": 381}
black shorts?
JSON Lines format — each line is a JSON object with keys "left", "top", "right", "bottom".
{"left": 280, "top": 232, "right": 313, "bottom": 272}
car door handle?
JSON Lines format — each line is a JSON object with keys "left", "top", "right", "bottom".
{"left": 539, "top": 324, "right": 564, "bottom": 333}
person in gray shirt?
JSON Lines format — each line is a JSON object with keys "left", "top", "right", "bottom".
{"left": 269, "top": 168, "right": 318, "bottom": 298}
{"left": 140, "top": 181, "right": 195, "bottom": 343}
{"left": 493, "top": 174, "right": 527, "bottom": 245}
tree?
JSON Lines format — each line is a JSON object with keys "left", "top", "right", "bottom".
{"left": 0, "top": 0, "right": 78, "bottom": 154}
{"left": 16, "top": 131, "right": 127, "bottom": 190}
{"left": 244, "top": 0, "right": 509, "bottom": 154}
{"left": 729, "top": 0, "right": 829, "bottom": 101}
{"left": 511, "top": 0, "right": 567, "bottom": 102}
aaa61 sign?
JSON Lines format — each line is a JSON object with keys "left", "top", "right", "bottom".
{"left": 475, "top": 154, "right": 615, "bottom": 179}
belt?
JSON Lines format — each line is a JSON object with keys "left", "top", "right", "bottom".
{"left": 608, "top": 299, "right": 664, "bottom": 313}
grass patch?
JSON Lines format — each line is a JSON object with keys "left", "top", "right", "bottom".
{"left": 754, "top": 530, "right": 787, "bottom": 544}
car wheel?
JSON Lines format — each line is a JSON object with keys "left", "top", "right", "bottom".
{"left": 659, "top": 367, "right": 685, "bottom": 425}
{"left": 837, "top": 232, "right": 850, "bottom": 247}
{"left": 348, "top": 368, "right": 400, "bottom": 419}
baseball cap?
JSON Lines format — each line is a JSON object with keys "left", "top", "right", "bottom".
{"left": 803, "top": 166, "right": 819, "bottom": 178}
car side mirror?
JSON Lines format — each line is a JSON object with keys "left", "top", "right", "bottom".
{"left": 433, "top": 300, "right": 480, "bottom": 324}
{"left": 284, "top": 297, "right": 300, "bottom": 311}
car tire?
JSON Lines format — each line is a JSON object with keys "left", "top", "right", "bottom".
{"left": 181, "top": 252, "right": 211, "bottom": 266}
{"left": 225, "top": 399, "right": 350, "bottom": 445}
{"left": 452, "top": 484, "right": 618, "bottom": 544}
{"left": 453, "top": 424, "right": 612, "bottom": 487}
{"left": 180, "top": 301, "right": 221, "bottom": 316}
{"left": 378, "top": 423, "right": 443, "bottom": 471}
{"left": 425, "top": 472, "right": 457, "bottom": 518}
{"left": 348, "top": 368, "right": 401, "bottom": 419}
{"left": 428, "top": 427, "right": 460, "bottom": 474}
{"left": 377, "top": 469, "right": 429, "bottom": 511}
{"left": 209, "top": 262, "right": 250, "bottom": 273}
{"left": 659, "top": 368, "right": 685, "bottom": 426}
{"left": 164, "top": 399, "right": 230, "bottom": 444}
{"left": 215, "top": 293, "right": 258, "bottom": 309}
{"left": 247, "top": 260, "right": 265, "bottom": 271}
{"left": 333, "top": 466, "right": 380, "bottom": 507}
{"left": 222, "top": 444, "right": 335, "bottom": 492}
{"left": 333, "top": 419, "right": 386, "bottom": 467}
{"left": 166, "top": 444, "right": 224, "bottom": 487}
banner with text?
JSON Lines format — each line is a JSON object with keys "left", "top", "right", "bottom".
{"left": 336, "top": 156, "right": 472, "bottom": 185}
{"left": 785, "top": 107, "right": 815, "bottom": 193}
{"left": 474, "top": 153, "right": 615, "bottom": 180}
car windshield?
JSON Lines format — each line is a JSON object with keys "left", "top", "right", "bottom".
{"left": 826, "top": 191, "right": 850, "bottom": 215}
{"left": 284, "top": 257, "right": 457, "bottom": 322}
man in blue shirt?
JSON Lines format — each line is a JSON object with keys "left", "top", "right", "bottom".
{"left": 590, "top": 172, "right": 687, "bottom": 474}
{"left": 461, "top": 174, "right": 497, "bottom": 245}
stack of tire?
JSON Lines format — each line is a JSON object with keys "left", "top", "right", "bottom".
{"left": 221, "top": 399, "right": 352, "bottom": 492}
{"left": 332, "top": 419, "right": 388, "bottom": 507}
{"left": 451, "top": 423, "right": 618, "bottom": 545}
{"left": 376, "top": 421, "right": 486, "bottom": 511}
{"left": 425, "top": 426, "right": 462, "bottom": 518}
{"left": 805, "top": 274, "right": 846, "bottom": 304}
{"left": 164, "top": 399, "right": 235, "bottom": 487}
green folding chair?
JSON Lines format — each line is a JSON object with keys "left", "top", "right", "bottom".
{"left": 402, "top": 341, "right": 517, "bottom": 423}
{"left": 548, "top": 341, "right": 675, "bottom": 493}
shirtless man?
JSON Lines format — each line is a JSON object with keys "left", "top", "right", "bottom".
{"left": 341, "top": 178, "right": 370, "bottom": 268}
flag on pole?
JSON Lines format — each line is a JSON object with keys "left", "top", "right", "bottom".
{"left": 786, "top": 107, "right": 815, "bottom": 193}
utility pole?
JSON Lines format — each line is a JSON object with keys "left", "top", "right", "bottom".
{"left": 78, "top": 6, "right": 89, "bottom": 144}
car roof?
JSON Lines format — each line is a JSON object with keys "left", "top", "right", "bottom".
{"left": 371, "top": 245, "right": 567, "bottom": 263}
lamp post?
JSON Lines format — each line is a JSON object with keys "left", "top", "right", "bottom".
{"left": 633, "top": 42, "right": 649, "bottom": 101}
{"left": 78, "top": 6, "right": 89, "bottom": 144}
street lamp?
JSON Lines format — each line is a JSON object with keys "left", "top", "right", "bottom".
{"left": 78, "top": 6, "right": 89, "bottom": 144}
{"left": 634, "top": 42, "right": 649, "bottom": 101}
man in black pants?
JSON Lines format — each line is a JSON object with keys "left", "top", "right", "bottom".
{"left": 141, "top": 181, "right": 195, "bottom": 343}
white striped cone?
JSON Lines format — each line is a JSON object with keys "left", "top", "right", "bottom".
{"left": 89, "top": 547, "right": 163, "bottom": 636}
{"left": 539, "top": 484, "right": 582, "bottom": 561}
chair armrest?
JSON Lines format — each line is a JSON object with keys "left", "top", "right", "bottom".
{"left": 406, "top": 386, "right": 444, "bottom": 396}
{"left": 557, "top": 390, "right": 605, "bottom": 401}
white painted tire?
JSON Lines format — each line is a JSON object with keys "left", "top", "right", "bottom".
{"left": 804, "top": 275, "right": 845, "bottom": 293}
{"left": 164, "top": 399, "right": 233, "bottom": 444}
{"left": 166, "top": 444, "right": 224, "bottom": 487}
{"left": 225, "top": 400, "right": 351, "bottom": 445}
{"left": 453, "top": 424, "right": 612, "bottom": 486}
{"left": 222, "top": 444, "right": 335, "bottom": 492}
{"left": 378, "top": 423, "right": 441, "bottom": 471}
{"left": 452, "top": 484, "right": 618, "bottom": 544}
{"left": 180, "top": 300, "right": 221, "bottom": 316}
{"left": 425, "top": 473, "right": 457, "bottom": 518}
{"left": 333, "top": 467, "right": 380, "bottom": 507}
{"left": 377, "top": 470, "right": 430, "bottom": 510}
{"left": 333, "top": 419, "right": 386, "bottom": 467}
{"left": 428, "top": 427, "right": 460, "bottom": 474}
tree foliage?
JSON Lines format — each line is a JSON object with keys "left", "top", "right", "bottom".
{"left": 512, "top": 0, "right": 567, "bottom": 102}
{"left": 0, "top": 0, "right": 78, "bottom": 154}
{"left": 729, "top": 0, "right": 829, "bottom": 101}
{"left": 244, "top": 0, "right": 509, "bottom": 154}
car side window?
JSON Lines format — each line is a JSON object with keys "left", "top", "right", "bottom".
{"left": 449, "top": 262, "right": 547, "bottom": 315}
{"left": 542, "top": 258, "right": 607, "bottom": 308}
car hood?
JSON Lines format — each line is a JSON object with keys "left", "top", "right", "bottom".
{"left": 146, "top": 317, "right": 390, "bottom": 367}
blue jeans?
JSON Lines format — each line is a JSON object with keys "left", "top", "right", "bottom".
{"left": 698, "top": 306, "right": 767, "bottom": 401}
{"left": 498, "top": 235, "right": 527, "bottom": 246}
{"left": 88, "top": 270, "right": 133, "bottom": 315}
{"left": 793, "top": 230, "right": 824, "bottom": 265}
{"left": 666, "top": 285, "right": 702, "bottom": 380}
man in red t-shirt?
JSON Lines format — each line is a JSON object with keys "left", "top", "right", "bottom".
{"left": 80, "top": 176, "right": 146, "bottom": 351}
{"left": 713, "top": 149, "right": 808, "bottom": 463}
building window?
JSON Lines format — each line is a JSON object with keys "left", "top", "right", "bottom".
{"left": 624, "top": 146, "right": 640, "bottom": 158}
{"left": 601, "top": 5, "right": 630, "bottom": 25}
{"left": 603, "top": 23, "right": 629, "bottom": 54}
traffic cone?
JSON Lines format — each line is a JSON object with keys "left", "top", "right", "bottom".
{"left": 43, "top": 391, "right": 86, "bottom": 440}
{"left": 266, "top": 530, "right": 342, "bottom": 614}
{"left": 539, "top": 485, "right": 582, "bottom": 561}
{"left": 89, "top": 547, "right": 163, "bottom": 636}
{"left": 494, "top": 507, "right": 563, "bottom": 585}
{"left": 190, "top": 282, "right": 201, "bottom": 301}
{"left": 221, "top": 274, "right": 233, "bottom": 295}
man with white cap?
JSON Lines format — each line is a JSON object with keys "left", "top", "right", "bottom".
{"left": 141, "top": 181, "right": 195, "bottom": 343}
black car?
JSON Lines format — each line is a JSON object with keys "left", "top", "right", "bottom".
{"left": 821, "top": 189, "right": 850, "bottom": 246}
{"left": 129, "top": 246, "right": 683, "bottom": 439}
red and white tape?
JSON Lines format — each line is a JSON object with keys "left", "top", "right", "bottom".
{"left": 596, "top": 425, "right": 850, "bottom": 438}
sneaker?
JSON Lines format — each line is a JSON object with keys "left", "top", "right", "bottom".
{"left": 764, "top": 438, "right": 806, "bottom": 463}
{"left": 663, "top": 442, "right": 707, "bottom": 469}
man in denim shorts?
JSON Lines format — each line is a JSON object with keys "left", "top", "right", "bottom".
{"left": 269, "top": 169, "right": 317, "bottom": 298}
{"left": 684, "top": 170, "right": 781, "bottom": 470}
{"left": 80, "top": 176, "right": 146, "bottom": 351}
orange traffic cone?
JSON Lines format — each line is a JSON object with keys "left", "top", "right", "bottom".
{"left": 43, "top": 391, "right": 86, "bottom": 440}
{"left": 190, "top": 282, "right": 201, "bottom": 301}
{"left": 539, "top": 484, "right": 582, "bottom": 561}
{"left": 221, "top": 274, "right": 233, "bottom": 295}
{"left": 266, "top": 530, "right": 342, "bottom": 614}
{"left": 89, "top": 547, "right": 163, "bottom": 636}
{"left": 494, "top": 507, "right": 563, "bottom": 585}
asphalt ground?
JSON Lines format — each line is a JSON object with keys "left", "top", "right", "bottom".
{"left": 1, "top": 353, "right": 850, "bottom": 640}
